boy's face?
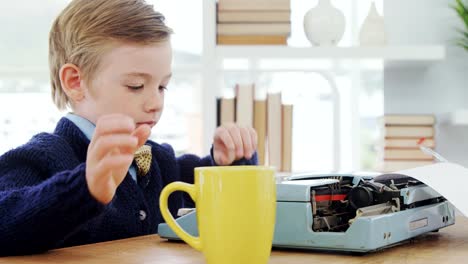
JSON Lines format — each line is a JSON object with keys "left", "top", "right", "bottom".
{"left": 77, "top": 41, "right": 172, "bottom": 128}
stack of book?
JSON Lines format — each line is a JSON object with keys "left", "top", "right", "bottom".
{"left": 216, "top": 83, "right": 293, "bottom": 172}
{"left": 216, "top": 0, "right": 291, "bottom": 45}
{"left": 379, "top": 114, "right": 436, "bottom": 172}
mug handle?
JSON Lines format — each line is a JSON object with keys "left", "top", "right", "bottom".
{"left": 159, "top": 182, "right": 202, "bottom": 251}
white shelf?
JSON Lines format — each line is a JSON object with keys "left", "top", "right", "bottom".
{"left": 201, "top": 0, "right": 446, "bottom": 166}
{"left": 215, "top": 45, "right": 446, "bottom": 68}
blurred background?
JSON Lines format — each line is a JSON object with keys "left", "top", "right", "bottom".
{"left": 0, "top": 0, "right": 467, "bottom": 173}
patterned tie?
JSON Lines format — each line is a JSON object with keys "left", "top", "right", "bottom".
{"left": 134, "top": 145, "right": 152, "bottom": 177}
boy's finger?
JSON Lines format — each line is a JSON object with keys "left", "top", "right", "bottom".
{"left": 249, "top": 127, "right": 258, "bottom": 151}
{"left": 214, "top": 152, "right": 229, "bottom": 166}
{"left": 94, "top": 115, "right": 135, "bottom": 137}
{"left": 240, "top": 126, "right": 253, "bottom": 159}
{"left": 92, "top": 135, "right": 138, "bottom": 160}
{"left": 132, "top": 124, "right": 152, "bottom": 148}
{"left": 214, "top": 127, "right": 236, "bottom": 163}
{"left": 93, "top": 153, "right": 134, "bottom": 186}
{"left": 215, "top": 127, "right": 235, "bottom": 151}
{"left": 227, "top": 125, "right": 244, "bottom": 159}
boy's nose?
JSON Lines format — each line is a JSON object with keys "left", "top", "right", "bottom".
{"left": 144, "top": 89, "right": 162, "bottom": 112}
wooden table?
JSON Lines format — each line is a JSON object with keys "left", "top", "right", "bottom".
{"left": 2, "top": 217, "right": 468, "bottom": 264}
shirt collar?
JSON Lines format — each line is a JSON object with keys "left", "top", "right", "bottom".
{"left": 65, "top": 113, "right": 95, "bottom": 141}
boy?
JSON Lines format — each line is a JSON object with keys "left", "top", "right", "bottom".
{"left": 0, "top": 0, "right": 257, "bottom": 256}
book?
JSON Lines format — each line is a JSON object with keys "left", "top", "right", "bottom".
{"left": 385, "top": 126, "right": 434, "bottom": 138}
{"left": 380, "top": 160, "right": 434, "bottom": 172}
{"left": 217, "top": 11, "right": 291, "bottom": 23}
{"left": 384, "top": 149, "right": 434, "bottom": 161}
{"left": 220, "top": 97, "right": 235, "bottom": 126}
{"left": 217, "top": 23, "right": 291, "bottom": 35}
{"left": 217, "top": 35, "right": 287, "bottom": 45}
{"left": 281, "top": 104, "right": 293, "bottom": 172}
{"left": 235, "top": 84, "right": 254, "bottom": 127}
{"left": 254, "top": 99, "right": 267, "bottom": 165}
{"left": 267, "top": 93, "right": 282, "bottom": 170}
{"left": 218, "top": 0, "right": 291, "bottom": 11}
{"left": 384, "top": 138, "right": 435, "bottom": 149}
{"left": 383, "top": 115, "right": 435, "bottom": 126}
{"left": 216, "top": 97, "right": 221, "bottom": 127}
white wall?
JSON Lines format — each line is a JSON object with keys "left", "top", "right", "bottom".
{"left": 384, "top": 0, "right": 468, "bottom": 166}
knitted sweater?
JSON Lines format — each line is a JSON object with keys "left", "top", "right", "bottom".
{"left": 0, "top": 117, "right": 257, "bottom": 256}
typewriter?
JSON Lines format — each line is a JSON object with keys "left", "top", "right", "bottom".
{"left": 158, "top": 172, "right": 455, "bottom": 253}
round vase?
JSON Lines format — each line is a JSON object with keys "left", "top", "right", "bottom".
{"left": 303, "top": 0, "right": 346, "bottom": 46}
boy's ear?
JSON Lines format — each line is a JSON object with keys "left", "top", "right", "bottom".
{"left": 59, "top": 63, "right": 85, "bottom": 102}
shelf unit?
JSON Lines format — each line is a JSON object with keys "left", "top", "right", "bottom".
{"left": 200, "top": 0, "right": 447, "bottom": 171}
{"left": 216, "top": 45, "right": 445, "bottom": 62}
{"left": 215, "top": 45, "right": 446, "bottom": 69}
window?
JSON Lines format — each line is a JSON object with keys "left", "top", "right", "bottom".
{"left": 149, "top": 0, "right": 204, "bottom": 155}
{"left": 0, "top": 0, "right": 204, "bottom": 156}
{"left": 0, "top": 0, "right": 68, "bottom": 154}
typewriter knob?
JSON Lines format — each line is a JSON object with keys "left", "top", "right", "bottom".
{"left": 349, "top": 186, "right": 374, "bottom": 209}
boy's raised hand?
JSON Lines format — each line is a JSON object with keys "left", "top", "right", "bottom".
{"left": 213, "top": 123, "right": 258, "bottom": 166}
{"left": 86, "top": 114, "right": 151, "bottom": 204}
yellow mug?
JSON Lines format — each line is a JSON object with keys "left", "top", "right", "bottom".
{"left": 159, "top": 166, "right": 276, "bottom": 264}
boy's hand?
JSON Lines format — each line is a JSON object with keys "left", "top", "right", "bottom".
{"left": 213, "top": 123, "right": 258, "bottom": 165}
{"left": 86, "top": 114, "right": 151, "bottom": 204}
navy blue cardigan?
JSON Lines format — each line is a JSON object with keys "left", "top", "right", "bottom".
{"left": 0, "top": 117, "right": 257, "bottom": 255}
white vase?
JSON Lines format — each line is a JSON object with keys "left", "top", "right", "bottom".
{"left": 303, "top": 0, "right": 346, "bottom": 46}
{"left": 359, "top": 1, "right": 387, "bottom": 46}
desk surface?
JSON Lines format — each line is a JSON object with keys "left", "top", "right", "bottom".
{"left": 2, "top": 217, "right": 468, "bottom": 264}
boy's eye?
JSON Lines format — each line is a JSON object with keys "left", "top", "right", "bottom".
{"left": 159, "top": 85, "right": 167, "bottom": 91}
{"left": 127, "top": 85, "right": 144, "bottom": 90}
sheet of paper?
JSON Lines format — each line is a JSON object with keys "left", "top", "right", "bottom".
{"left": 396, "top": 162, "right": 468, "bottom": 216}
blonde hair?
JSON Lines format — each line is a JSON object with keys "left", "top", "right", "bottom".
{"left": 49, "top": 0, "right": 173, "bottom": 110}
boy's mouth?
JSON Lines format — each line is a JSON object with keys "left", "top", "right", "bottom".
{"left": 136, "top": 121, "right": 156, "bottom": 128}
